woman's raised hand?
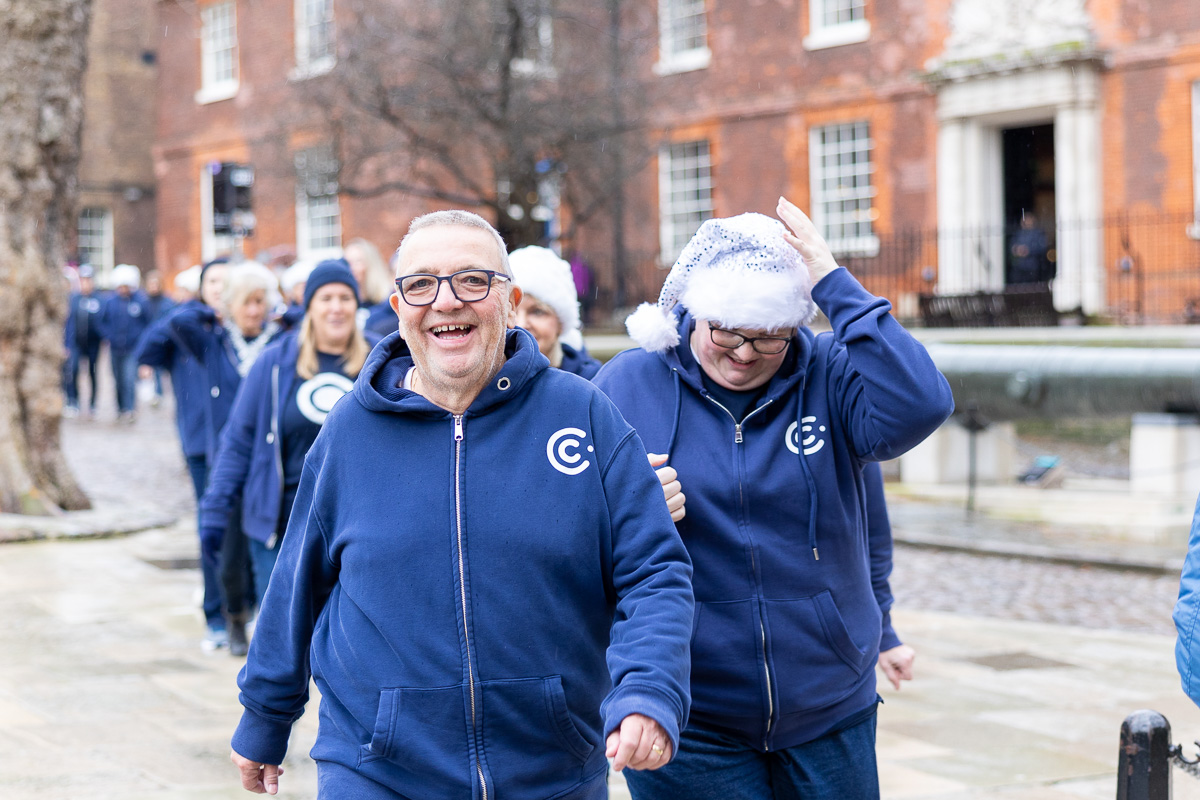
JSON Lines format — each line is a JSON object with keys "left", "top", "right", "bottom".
{"left": 777, "top": 197, "right": 841, "bottom": 285}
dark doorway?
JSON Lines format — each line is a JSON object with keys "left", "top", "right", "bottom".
{"left": 1002, "top": 124, "right": 1056, "bottom": 285}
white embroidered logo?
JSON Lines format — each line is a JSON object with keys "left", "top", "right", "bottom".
{"left": 547, "top": 427, "right": 593, "bottom": 476}
{"left": 296, "top": 373, "right": 354, "bottom": 425}
{"left": 786, "top": 417, "right": 827, "bottom": 456}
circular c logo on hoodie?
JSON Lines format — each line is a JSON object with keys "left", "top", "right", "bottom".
{"left": 547, "top": 427, "right": 592, "bottom": 476}
{"left": 297, "top": 373, "right": 355, "bottom": 425}
{"left": 786, "top": 417, "right": 827, "bottom": 456}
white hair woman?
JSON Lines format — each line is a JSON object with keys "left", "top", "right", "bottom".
{"left": 201, "top": 259, "right": 377, "bottom": 649}
{"left": 159, "top": 261, "right": 289, "bottom": 656}
{"left": 510, "top": 246, "right": 601, "bottom": 379}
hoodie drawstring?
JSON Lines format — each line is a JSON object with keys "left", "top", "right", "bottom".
{"left": 794, "top": 403, "right": 821, "bottom": 561}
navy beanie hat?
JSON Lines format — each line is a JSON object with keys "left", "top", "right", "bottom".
{"left": 303, "top": 258, "right": 359, "bottom": 309}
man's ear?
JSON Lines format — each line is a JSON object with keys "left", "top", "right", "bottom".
{"left": 389, "top": 291, "right": 402, "bottom": 318}
{"left": 506, "top": 284, "right": 523, "bottom": 328}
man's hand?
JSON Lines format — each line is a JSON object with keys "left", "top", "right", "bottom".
{"left": 648, "top": 453, "right": 685, "bottom": 522}
{"left": 776, "top": 197, "right": 840, "bottom": 285}
{"left": 138, "top": 365, "right": 153, "bottom": 380}
{"left": 231, "top": 750, "right": 283, "bottom": 795}
{"left": 878, "top": 644, "right": 916, "bottom": 690}
{"left": 606, "top": 713, "right": 673, "bottom": 772}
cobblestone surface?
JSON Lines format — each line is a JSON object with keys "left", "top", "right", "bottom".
{"left": 59, "top": 357, "right": 196, "bottom": 524}
{"left": 892, "top": 545, "right": 1180, "bottom": 637}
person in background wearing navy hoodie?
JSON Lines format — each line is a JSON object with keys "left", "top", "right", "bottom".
{"left": 345, "top": 237, "right": 397, "bottom": 336}
{"left": 229, "top": 210, "right": 693, "bottom": 799}
{"left": 137, "top": 258, "right": 231, "bottom": 650}
{"left": 140, "top": 269, "right": 177, "bottom": 407}
{"left": 200, "top": 260, "right": 377, "bottom": 631}
{"left": 593, "top": 199, "right": 952, "bottom": 800}
{"left": 509, "top": 245, "right": 602, "bottom": 380}
{"left": 99, "top": 264, "right": 150, "bottom": 423}
{"left": 164, "top": 261, "right": 287, "bottom": 656}
{"left": 63, "top": 264, "right": 105, "bottom": 418}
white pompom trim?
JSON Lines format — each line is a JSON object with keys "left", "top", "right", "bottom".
{"left": 625, "top": 302, "right": 681, "bottom": 353}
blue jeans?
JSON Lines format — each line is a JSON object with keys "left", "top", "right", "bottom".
{"left": 63, "top": 342, "right": 101, "bottom": 410}
{"left": 248, "top": 536, "right": 281, "bottom": 610}
{"left": 624, "top": 711, "right": 879, "bottom": 800}
{"left": 186, "top": 454, "right": 223, "bottom": 628}
{"left": 111, "top": 349, "right": 137, "bottom": 413}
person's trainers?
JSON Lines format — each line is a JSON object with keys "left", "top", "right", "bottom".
{"left": 201, "top": 625, "right": 229, "bottom": 652}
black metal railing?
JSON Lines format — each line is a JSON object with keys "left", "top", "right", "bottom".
{"left": 585, "top": 213, "right": 1200, "bottom": 329}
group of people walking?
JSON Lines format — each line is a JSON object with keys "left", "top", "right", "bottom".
{"left": 63, "top": 264, "right": 177, "bottom": 420}
{"left": 152, "top": 199, "right": 954, "bottom": 799}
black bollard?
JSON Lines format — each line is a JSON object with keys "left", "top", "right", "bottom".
{"left": 1117, "top": 710, "right": 1172, "bottom": 800}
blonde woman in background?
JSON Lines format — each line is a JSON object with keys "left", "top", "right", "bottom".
{"left": 345, "top": 238, "right": 396, "bottom": 335}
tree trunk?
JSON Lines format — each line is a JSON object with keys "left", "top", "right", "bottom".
{"left": 0, "top": 0, "right": 94, "bottom": 513}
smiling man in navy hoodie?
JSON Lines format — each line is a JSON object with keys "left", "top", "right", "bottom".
{"left": 228, "top": 210, "right": 694, "bottom": 799}
{"left": 594, "top": 199, "right": 953, "bottom": 800}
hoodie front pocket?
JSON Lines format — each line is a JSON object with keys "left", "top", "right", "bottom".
{"left": 360, "top": 685, "right": 473, "bottom": 800}
{"left": 481, "top": 676, "right": 598, "bottom": 797}
{"left": 764, "top": 592, "right": 871, "bottom": 716}
{"left": 690, "top": 599, "right": 766, "bottom": 716}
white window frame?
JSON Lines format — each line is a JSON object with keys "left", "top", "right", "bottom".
{"left": 199, "top": 164, "right": 234, "bottom": 262}
{"left": 295, "top": 149, "right": 342, "bottom": 261}
{"left": 291, "top": 0, "right": 336, "bottom": 80}
{"left": 510, "top": 4, "right": 554, "bottom": 78}
{"left": 77, "top": 207, "right": 114, "bottom": 278}
{"left": 654, "top": 0, "right": 711, "bottom": 76}
{"left": 1191, "top": 81, "right": 1200, "bottom": 240}
{"left": 803, "top": 0, "right": 870, "bottom": 51}
{"left": 196, "top": 1, "right": 239, "bottom": 104}
{"left": 658, "top": 140, "right": 714, "bottom": 266}
{"left": 809, "top": 121, "right": 879, "bottom": 257}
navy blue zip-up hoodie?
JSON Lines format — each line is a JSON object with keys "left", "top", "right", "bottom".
{"left": 162, "top": 304, "right": 287, "bottom": 461}
{"left": 199, "top": 329, "right": 381, "bottom": 546}
{"left": 135, "top": 301, "right": 210, "bottom": 458}
{"left": 560, "top": 341, "right": 602, "bottom": 380}
{"left": 232, "top": 329, "right": 694, "bottom": 799}
{"left": 98, "top": 291, "right": 150, "bottom": 353}
{"left": 64, "top": 291, "right": 105, "bottom": 351}
{"left": 593, "top": 267, "right": 952, "bottom": 752}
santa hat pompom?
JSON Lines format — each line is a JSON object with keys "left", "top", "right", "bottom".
{"left": 625, "top": 302, "right": 680, "bottom": 353}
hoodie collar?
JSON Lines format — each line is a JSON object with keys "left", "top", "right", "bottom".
{"left": 354, "top": 327, "right": 550, "bottom": 417}
{"left": 660, "top": 310, "right": 812, "bottom": 402}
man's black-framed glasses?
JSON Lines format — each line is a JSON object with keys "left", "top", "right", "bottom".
{"left": 396, "top": 269, "right": 510, "bottom": 307}
{"left": 709, "top": 325, "right": 792, "bottom": 355}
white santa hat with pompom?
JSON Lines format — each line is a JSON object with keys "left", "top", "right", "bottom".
{"left": 625, "top": 213, "right": 818, "bottom": 353}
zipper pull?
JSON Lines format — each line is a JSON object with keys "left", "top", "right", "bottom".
{"left": 812, "top": 547, "right": 820, "bottom": 561}
{"left": 735, "top": 423, "right": 743, "bottom": 444}
{"left": 453, "top": 415, "right": 464, "bottom": 442}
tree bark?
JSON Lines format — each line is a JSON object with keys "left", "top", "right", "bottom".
{"left": 0, "top": 0, "right": 93, "bottom": 513}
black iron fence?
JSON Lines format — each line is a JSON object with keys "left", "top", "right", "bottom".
{"left": 586, "top": 212, "right": 1200, "bottom": 329}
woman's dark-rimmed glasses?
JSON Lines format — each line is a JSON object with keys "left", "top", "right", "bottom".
{"left": 708, "top": 325, "right": 792, "bottom": 355}
{"left": 395, "top": 269, "right": 509, "bottom": 307}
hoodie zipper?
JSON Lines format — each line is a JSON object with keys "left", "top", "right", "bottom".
{"left": 701, "top": 394, "right": 776, "bottom": 749}
{"left": 452, "top": 414, "right": 488, "bottom": 800}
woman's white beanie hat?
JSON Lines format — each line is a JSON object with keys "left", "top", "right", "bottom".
{"left": 508, "top": 246, "right": 585, "bottom": 351}
{"left": 111, "top": 263, "right": 141, "bottom": 289}
{"left": 175, "top": 265, "right": 202, "bottom": 294}
{"left": 280, "top": 260, "right": 315, "bottom": 296}
{"left": 625, "top": 213, "right": 817, "bottom": 353}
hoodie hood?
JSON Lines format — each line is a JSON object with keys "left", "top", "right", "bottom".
{"left": 354, "top": 327, "right": 550, "bottom": 416}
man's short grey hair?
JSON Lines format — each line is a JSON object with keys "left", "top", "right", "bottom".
{"left": 394, "top": 210, "right": 512, "bottom": 277}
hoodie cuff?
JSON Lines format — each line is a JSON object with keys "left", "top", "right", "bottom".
{"left": 880, "top": 611, "right": 902, "bottom": 652}
{"left": 601, "top": 684, "right": 685, "bottom": 761}
{"left": 231, "top": 707, "right": 293, "bottom": 767}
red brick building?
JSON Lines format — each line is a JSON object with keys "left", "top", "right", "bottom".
{"left": 75, "top": 0, "right": 158, "bottom": 283}
{"left": 152, "top": 0, "right": 1200, "bottom": 322}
